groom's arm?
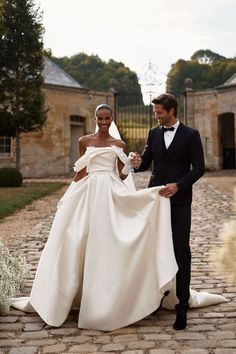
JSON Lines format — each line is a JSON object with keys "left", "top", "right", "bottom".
{"left": 135, "top": 129, "right": 154, "bottom": 172}
{"left": 176, "top": 129, "right": 205, "bottom": 189}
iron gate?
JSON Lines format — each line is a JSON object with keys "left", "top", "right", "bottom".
{"left": 115, "top": 97, "right": 184, "bottom": 153}
{"left": 116, "top": 104, "right": 157, "bottom": 153}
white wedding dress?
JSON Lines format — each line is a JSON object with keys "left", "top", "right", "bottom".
{"left": 11, "top": 146, "right": 227, "bottom": 331}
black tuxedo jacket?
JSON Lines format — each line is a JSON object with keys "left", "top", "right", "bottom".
{"left": 136, "top": 122, "right": 205, "bottom": 205}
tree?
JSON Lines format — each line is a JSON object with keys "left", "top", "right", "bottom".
{"left": 52, "top": 53, "right": 143, "bottom": 106}
{"left": 166, "top": 59, "right": 210, "bottom": 97}
{"left": 166, "top": 50, "right": 236, "bottom": 97}
{"left": 191, "top": 49, "right": 226, "bottom": 64}
{"left": 209, "top": 59, "right": 236, "bottom": 87}
{"left": 0, "top": 0, "right": 46, "bottom": 169}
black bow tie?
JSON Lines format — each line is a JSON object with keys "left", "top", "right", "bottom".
{"left": 163, "top": 127, "right": 175, "bottom": 132}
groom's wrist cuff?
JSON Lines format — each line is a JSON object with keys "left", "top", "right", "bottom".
{"left": 176, "top": 182, "right": 182, "bottom": 190}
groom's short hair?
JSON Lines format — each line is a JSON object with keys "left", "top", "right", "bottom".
{"left": 152, "top": 93, "right": 178, "bottom": 117}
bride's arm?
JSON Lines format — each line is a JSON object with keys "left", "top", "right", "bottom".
{"left": 73, "top": 137, "right": 88, "bottom": 182}
{"left": 117, "top": 141, "right": 132, "bottom": 180}
{"left": 118, "top": 159, "right": 128, "bottom": 180}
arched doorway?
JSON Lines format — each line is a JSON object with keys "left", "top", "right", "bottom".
{"left": 219, "top": 112, "right": 235, "bottom": 169}
{"left": 70, "top": 115, "right": 85, "bottom": 169}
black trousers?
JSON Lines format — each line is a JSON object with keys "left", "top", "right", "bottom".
{"left": 170, "top": 202, "right": 191, "bottom": 310}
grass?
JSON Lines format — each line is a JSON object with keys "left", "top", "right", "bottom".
{"left": 0, "top": 182, "right": 67, "bottom": 220}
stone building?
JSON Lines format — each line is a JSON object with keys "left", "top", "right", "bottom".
{"left": 186, "top": 73, "right": 236, "bottom": 170}
{"left": 0, "top": 58, "right": 114, "bottom": 177}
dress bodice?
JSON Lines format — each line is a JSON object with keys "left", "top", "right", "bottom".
{"left": 73, "top": 146, "right": 127, "bottom": 174}
{"left": 86, "top": 147, "right": 117, "bottom": 174}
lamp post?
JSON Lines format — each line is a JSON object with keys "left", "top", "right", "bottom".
{"left": 109, "top": 79, "right": 117, "bottom": 123}
{"left": 111, "top": 88, "right": 118, "bottom": 124}
{"left": 183, "top": 77, "right": 193, "bottom": 126}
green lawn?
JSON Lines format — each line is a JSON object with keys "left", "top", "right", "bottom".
{"left": 0, "top": 182, "right": 67, "bottom": 220}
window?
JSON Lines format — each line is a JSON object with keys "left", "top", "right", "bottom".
{"left": 0, "top": 136, "right": 11, "bottom": 155}
{"left": 70, "top": 115, "right": 85, "bottom": 125}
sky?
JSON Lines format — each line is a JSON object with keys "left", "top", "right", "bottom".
{"left": 34, "top": 0, "right": 236, "bottom": 103}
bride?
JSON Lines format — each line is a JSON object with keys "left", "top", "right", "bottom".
{"left": 11, "top": 104, "right": 226, "bottom": 331}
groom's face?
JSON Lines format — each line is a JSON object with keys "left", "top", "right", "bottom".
{"left": 153, "top": 104, "right": 171, "bottom": 126}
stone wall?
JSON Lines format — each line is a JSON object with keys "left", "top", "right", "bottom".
{"left": 0, "top": 85, "right": 114, "bottom": 177}
{"left": 187, "top": 87, "right": 236, "bottom": 170}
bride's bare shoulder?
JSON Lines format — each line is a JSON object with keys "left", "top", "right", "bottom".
{"left": 79, "top": 134, "right": 97, "bottom": 147}
{"left": 111, "top": 138, "right": 126, "bottom": 150}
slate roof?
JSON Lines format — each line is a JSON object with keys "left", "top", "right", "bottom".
{"left": 42, "top": 57, "right": 83, "bottom": 89}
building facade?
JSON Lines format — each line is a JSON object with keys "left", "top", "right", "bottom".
{"left": 0, "top": 58, "right": 114, "bottom": 177}
{"left": 186, "top": 74, "right": 236, "bottom": 170}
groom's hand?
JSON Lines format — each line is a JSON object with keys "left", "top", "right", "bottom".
{"left": 159, "top": 183, "right": 179, "bottom": 198}
{"left": 130, "top": 152, "right": 141, "bottom": 169}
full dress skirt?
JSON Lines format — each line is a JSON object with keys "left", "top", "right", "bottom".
{"left": 11, "top": 146, "right": 227, "bottom": 331}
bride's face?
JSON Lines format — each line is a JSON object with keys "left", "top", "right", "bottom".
{"left": 96, "top": 109, "right": 113, "bottom": 132}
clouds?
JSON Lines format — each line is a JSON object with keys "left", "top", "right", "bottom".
{"left": 35, "top": 0, "right": 236, "bottom": 101}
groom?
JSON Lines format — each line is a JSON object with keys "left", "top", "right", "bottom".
{"left": 134, "top": 93, "right": 205, "bottom": 330}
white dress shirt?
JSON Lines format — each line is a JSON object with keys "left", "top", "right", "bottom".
{"left": 164, "top": 120, "right": 180, "bottom": 149}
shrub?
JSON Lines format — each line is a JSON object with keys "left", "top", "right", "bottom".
{"left": 0, "top": 241, "right": 29, "bottom": 315}
{"left": 0, "top": 168, "right": 23, "bottom": 187}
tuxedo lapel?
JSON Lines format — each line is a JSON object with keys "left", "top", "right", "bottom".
{"left": 155, "top": 127, "right": 166, "bottom": 160}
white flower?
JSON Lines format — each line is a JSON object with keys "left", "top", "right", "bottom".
{"left": 0, "top": 241, "right": 29, "bottom": 315}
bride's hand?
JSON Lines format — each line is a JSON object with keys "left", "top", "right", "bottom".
{"left": 120, "top": 152, "right": 141, "bottom": 176}
{"left": 121, "top": 155, "right": 134, "bottom": 175}
{"left": 130, "top": 152, "right": 141, "bottom": 169}
{"left": 73, "top": 168, "right": 87, "bottom": 182}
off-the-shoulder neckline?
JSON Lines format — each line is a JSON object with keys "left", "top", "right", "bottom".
{"left": 86, "top": 145, "right": 124, "bottom": 151}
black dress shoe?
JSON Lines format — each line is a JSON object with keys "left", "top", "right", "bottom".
{"left": 173, "top": 311, "right": 187, "bottom": 330}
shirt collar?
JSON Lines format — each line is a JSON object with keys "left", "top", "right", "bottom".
{"left": 164, "top": 120, "right": 180, "bottom": 130}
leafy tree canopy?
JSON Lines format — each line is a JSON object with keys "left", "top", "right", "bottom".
{"left": 191, "top": 49, "right": 226, "bottom": 64}
{"left": 166, "top": 50, "right": 236, "bottom": 97}
{"left": 0, "top": 0, "right": 46, "bottom": 168}
{"left": 52, "top": 53, "right": 143, "bottom": 106}
{"left": 0, "top": 0, "right": 46, "bottom": 135}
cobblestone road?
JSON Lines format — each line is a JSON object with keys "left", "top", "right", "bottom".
{"left": 0, "top": 173, "right": 236, "bottom": 354}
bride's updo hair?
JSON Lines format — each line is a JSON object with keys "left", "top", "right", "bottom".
{"left": 95, "top": 104, "right": 113, "bottom": 117}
